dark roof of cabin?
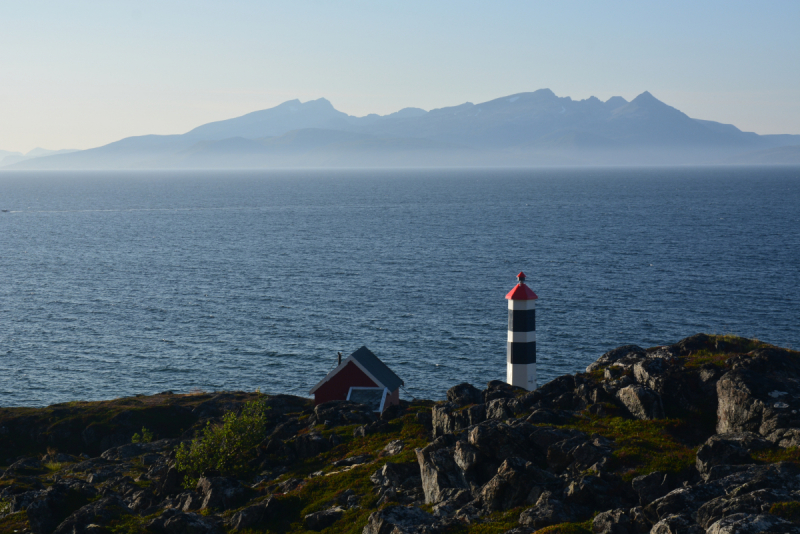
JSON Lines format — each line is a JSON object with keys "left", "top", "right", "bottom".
{"left": 350, "top": 346, "right": 404, "bottom": 391}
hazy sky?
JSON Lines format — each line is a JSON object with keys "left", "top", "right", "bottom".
{"left": 2, "top": 1, "right": 799, "bottom": 153}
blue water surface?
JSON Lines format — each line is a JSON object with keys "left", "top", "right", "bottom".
{"left": 0, "top": 167, "right": 798, "bottom": 406}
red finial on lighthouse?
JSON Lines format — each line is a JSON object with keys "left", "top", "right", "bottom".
{"left": 506, "top": 272, "right": 538, "bottom": 300}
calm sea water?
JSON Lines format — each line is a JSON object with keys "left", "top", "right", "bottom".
{"left": 1, "top": 167, "right": 798, "bottom": 407}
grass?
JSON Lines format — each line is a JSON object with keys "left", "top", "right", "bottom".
{"left": 0, "top": 511, "right": 29, "bottom": 533}
{"left": 770, "top": 501, "right": 800, "bottom": 523}
{"left": 752, "top": 447, "right": 800, "bottom": 466}
{"left": 681, "top": 335, "right": 781, "bottom": 369}
{"left": 561, "top": 414, "right": 696, "bottom": 481}
{"left": 532, "top": 522, "right": 593, "bottom": 534}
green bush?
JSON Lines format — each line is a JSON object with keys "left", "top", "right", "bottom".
{"left": 131, "top": 426, "right": 154, "bottom": 444}
{"left": 175, "top": 397, "right": 269, "bottom": 487}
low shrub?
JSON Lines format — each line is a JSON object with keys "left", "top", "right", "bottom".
{"left": 175, "top": 396, "right": 270, "bottom": 487}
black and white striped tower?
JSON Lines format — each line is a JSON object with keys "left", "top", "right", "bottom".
{"left": 505, "top": 271, "right": 538, "bottom": 391}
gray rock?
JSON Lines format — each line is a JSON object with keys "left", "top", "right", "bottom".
{"left": 195, "top": 477, "right": 253, "bottom": 511}
{"left": 432, "top": 403, "right": 486, "bottom": 438}
{"left": 631, "top": 472, "right": 671, "bottom": 506}
{"left": 52, "top": 496, "right": 132, "bottom": 534}
{"left": 705, "top": 513, "right": 800, "bottom": 534}
{"left": 479, "top": 457, "right": 554, "bottom": 512}
{"left": 446, "top": 383, "right": 483, "bottom": 407}
{"left": 415, "top": 443, "right": 468, "bottom": 504}
{"left": 696, "top": 488, "right": 789, "bottom": 529}
{"left": 486, "top": 399, "right": 516, "bottom": 420}
{"left": 304, "top": 507, "right": 345, "bottom": 531}
{"left": 431, "top": 489, "right": 471, "bottom": 518}
{"left": 586, "top": 345, "right": 646, "bottom": 372}
{"left": 616, "top": 385, "right": 664, "bottom": 420}
{"left": 518, "top": 492, "right": 576, "bottom": 530}
{"left": 591, "top": 508, "right": 632, "bottom": 534}
{"left": 695, "top": 432, "right": 770, "bottom": 476}
{"left": 147, "top": 508, "right": 223, "bottom": 534}
{"left": 362, "top": 505, "right": 436, "bottom": 534}
{"left": 333, "top": 454, "right": 372, "bottom": 467}
{"left": 26, "top": 482, "right": 98, "bottom": 534}
{"left": 228, "top": 497, "right": 280, "bottom": 531}
{"left": 649, "top": 514, "right": 703, "bottom": 534}
{"left": 384, "top": 440, "right": 405, "bottom": 456}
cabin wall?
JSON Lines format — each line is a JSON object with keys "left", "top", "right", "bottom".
{"left": 313, "top": 361, "right": 378, "bottom": 405}
{"left": 385, "top": 388, "right": 400, "bottom": 410}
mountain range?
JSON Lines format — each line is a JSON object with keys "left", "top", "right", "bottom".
{"left": 4, "top": 89, "right": 800, "bottom": 169}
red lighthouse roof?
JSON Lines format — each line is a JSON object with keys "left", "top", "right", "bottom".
{"left": 505, "top": 271, "right": 538, "bottom": 300}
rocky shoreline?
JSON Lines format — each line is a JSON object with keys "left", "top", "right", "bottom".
{"left": 2, "top": 333, "right": 800, "bottom": 534}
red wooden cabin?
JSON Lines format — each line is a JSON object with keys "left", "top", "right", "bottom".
{"left": 309, "top": 346, "right": 403, "bottom": 413}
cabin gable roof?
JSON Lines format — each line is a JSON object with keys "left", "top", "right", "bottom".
{"left": 309, "top": 346, "right": 403, "bottom": 395}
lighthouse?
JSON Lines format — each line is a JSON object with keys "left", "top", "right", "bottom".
{"left": 505, "top": 272, "right": 538, "bottom": 391}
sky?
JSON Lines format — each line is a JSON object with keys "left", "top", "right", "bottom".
{"left": 1, "top": 1, "right": 799, "bottom": 153}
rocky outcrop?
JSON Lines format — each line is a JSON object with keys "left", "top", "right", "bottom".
{"left": 363, "top": 506, "right": 436, "bottom": 534}
{"left": 6, "top": 334, "right": 800, "bottom": 534}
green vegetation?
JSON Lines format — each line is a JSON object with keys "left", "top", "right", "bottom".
{"left": 444, "top": 508, "right": 525, "bottom": 534}
{"left": 770, "top": 501, "right": 800, "bottom": 523}
{"left": 753, "top": 446, "right": 800, "bottom": 466}
{"left": 175, "top": 396, "right": 271, "bottom": 487}
{"left": 682, "top": 335, "right": 773, "bottom": 369}
{"left": 0, "top": 511, "right": 29, "bottom": 533}
{"left": 562, "top": 415, "right": 696, "bottom": 480}
{"left": 131, "top": 426, "right": 155, "bottom": 443}
{"left": 532, "top": 522, "right": 593, "bottom": 534}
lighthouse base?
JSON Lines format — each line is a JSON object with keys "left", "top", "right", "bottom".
{"left": 507, "top": 363, "right": 537, "bottom": 391}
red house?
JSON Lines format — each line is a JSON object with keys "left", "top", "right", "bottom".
{"left": 309, "top": 346, "right": 404, "bottom": 413}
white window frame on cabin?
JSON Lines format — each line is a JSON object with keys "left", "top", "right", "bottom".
{"left": 346, "top": 386, "right": 389, "bottom": 413}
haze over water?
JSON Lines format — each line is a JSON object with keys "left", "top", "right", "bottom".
{"left": 1, "top": 167, "right": 798, "bottom": 407}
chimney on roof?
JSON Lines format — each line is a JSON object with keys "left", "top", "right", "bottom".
{"left": 505, "top": 271, "right": 538, "bottom": 391}
{"left": 337, "top": 352, "right": 342, "bottom": 365}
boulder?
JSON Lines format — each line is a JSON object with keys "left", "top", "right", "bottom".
{"left": 479, "top": 457, "right": 555, "bottom": 512}
{"left": 586, "top": 345, "right": 646, "bottom": 372}
{"left": 432, "top": 403, "right": 486, "bottom": 438}
{"left": 518, "top": 491, "right": 578, "bottom": 530}
{"left": 52, "top": 496, "right": 132, "bottom": 534}
{"left": 706, "top": 513, "right": 800, "bottom": 533}
{"left": 304, "top": 507, "right": 345, "bottom": 531}
{"left": 362, "top": 505, "right": 436, "bottom": 534}
{"left": 431, "top": 489, "right": 471, "bottom": 518}
{"left": 26, "top": 482, "right": 98, "bottom": 534}
{"left": 446, "top": 383, "right": 482, "bottom": 407}
{"left": 486, "top": 398, "right": 518, "bottom": 420}
{"left": 311, "top": 400, "right": 376, "bottom": 428}
{"left": 384, "top": 440, "right": 405, "bottom": 456}
{"left": 483, "top": 380, "right": 523, "bottom": 403}
{"left": 154, "top": 466, "right": 184, "bottom": 496}
{"left": 195, "top": 477, "right": 253, "bottom": 511}
{"left": 591, "top": 509, "right": 632, "bottom": 534}
{"left": 696, "top": 488, "right": 789, "bottom": 529}
{"left": 716, "top": 347, "right": 800, "bottom": 436}
{"left": 147, "top": 508, "right": 223, "bottom": 534}
{"left": 370, "top": 463, "right": 422, "bottom": 500}
{"left": 616, "top": 385, "right": 664, "bottom": 420}
{"left": 631, "top": 471, "right": 671, "bottom": 506}
{"left": 415, "top": 443, "right": 468, "bottom": 504}
{"left": 649, "top": 514, "right": 704, "bottom": 534}
{"left": 695, "top": 433, "right": 770, "bottom": 475}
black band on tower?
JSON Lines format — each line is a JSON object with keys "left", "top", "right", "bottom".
{"left": 507, "top": 341, "right": 537, "bottom": 364}
{"left": 508, "top": 309, "right": 536, "bottom": 332}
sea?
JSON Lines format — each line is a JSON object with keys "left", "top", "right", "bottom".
{"left": 1, "top": 167, "right": 798, "bottom": 407}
